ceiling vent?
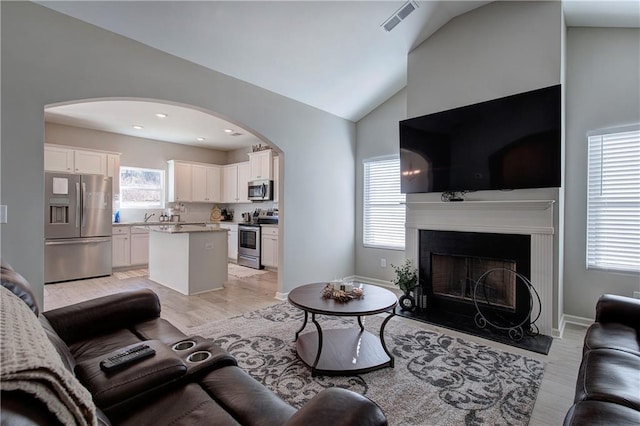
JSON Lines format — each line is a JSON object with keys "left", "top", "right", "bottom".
{"left": 381, "top": 1, "right": 418, "bottom": 32}
{"left": 230, "top": 132, "right": 243, "bottom": 137}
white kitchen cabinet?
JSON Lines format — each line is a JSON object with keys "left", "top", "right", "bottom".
{"left": 130, "top": 228, "right": 149, "bottom": 266}
{"left": 106, "top": 153, "right": 121, "bottom": 201}
{"left": 222, "top": 164, "right": 238, "bottom": 203}
{"left": 74, "top": 150, "right": 107, "bottom": 175}
{"left": 219, "top": 223, "right": 238, "bottom": 261}
{"left": 44, "top": 145, "right": 75, "bottom": 173}
{"left": 222, "top": 162, "right": 251, "bottom": 203}
{"left": 272, "top": 155, "right": 280, "bottom": 203}
{"left": 261, "top": 226, "right": 278, "bottom": 269}
{"left": 237, "top": 162, "right": 251, "bottom": 202}
{"left": 168, "top": 160, "right": 192, "bottom": 202}
{"left": 248, "top": 150, "right": 273, "bottom": 181}
{"left": 112, "top": 226, "right": 131, "bottom": 267}
{"left": 192, "top": 164, "right": 221, "bottom": 203}
{"left": 45, "top": 144, "right": 118, "bottom": 180}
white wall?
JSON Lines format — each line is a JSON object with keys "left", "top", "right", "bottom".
{"left": 405, "top": 1, "right": 564, "bottom": 328}
{"left": 564, "top": 27, "right": 640, "bottom": 319}
{"left": 1, "top": 2, "right": 355, "bottom": 305}
{"left": 355, "top": 89, "right": 407, "bottom": 283}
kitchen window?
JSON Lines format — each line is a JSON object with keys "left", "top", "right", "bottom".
{"left": 586, "top": 124, "right": 640, "bottom": 273}
{"left": 363, "top": 156, "right": 406, "bottom": 250}
{"left": 119, "top": 166, "right": 165, "bottom": 209}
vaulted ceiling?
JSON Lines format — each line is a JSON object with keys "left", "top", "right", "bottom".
{"left": 39, "top": 1, "right": 639, "bottom": 150}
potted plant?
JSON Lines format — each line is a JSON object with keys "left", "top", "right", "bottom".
{"left": 391, "top": 259, "right": 418, "bottom": 311}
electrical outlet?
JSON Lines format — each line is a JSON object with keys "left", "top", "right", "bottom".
{"left": 380, "top": 258, "right": 387, "bottom": 268}
{"left": 633, "top": 291, "right": 640, "bottom": 299}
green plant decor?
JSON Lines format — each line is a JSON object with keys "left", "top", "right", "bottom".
{"left": 391, "top": 260, "right": 418, "bottom": 294}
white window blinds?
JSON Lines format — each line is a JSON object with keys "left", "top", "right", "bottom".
{"left": 363, "top": 156, "right": 406, "bottom": 249}
{"left": 586, "top": 125, "right": 640, "bottom": 273}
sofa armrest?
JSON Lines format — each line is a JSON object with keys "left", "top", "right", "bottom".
{"left": 283, "top": 388, "right": 388, "bottom": 426}
{"left": 595, "top": 294, "right": 640, "bottom": 328}
{"left": 42, "top": 289, "right": 161, "bottom": 344}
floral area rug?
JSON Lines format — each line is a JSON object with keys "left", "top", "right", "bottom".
{"left": 187, "top": 302, "right": 545, "bottom": 425}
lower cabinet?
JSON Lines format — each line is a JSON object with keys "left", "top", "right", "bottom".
{"left": 112, "top": 227, "right": 131, "bottom": 268}
{"left": 261, "top": 226, "right": 278, "bottom": 269}
{"left": 130, "top": 228, "right": 149, "bottom": 266}
{"left": 219, "top": 223, "right": 238, "bottom": 261}
{"left": 112, "top": 226, "right": 149, "bottom": 268}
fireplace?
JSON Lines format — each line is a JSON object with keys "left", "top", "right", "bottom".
{"left": 419, "top": 230, "right": 532, "bottom": 330}
{"left": 402, "top": 199, "right": 555, "bottom": 354}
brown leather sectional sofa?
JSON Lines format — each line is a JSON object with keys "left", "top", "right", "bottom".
{"left": 563, "top": 294, "right": 640, "bottom": 425}
{"left": 0, "top": 262, "right": 388, "bottom": 426}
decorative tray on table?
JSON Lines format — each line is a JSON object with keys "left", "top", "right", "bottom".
{"left": 322, "top": 281, "right": 364, "bottom": 303}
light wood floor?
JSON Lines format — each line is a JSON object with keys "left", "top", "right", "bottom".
{"left": 44, "top": 268, "right": 586, "bottom": 426}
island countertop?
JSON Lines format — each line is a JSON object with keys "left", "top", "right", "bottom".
{"left": 134, "top": 224, "right": 229, "bottom": 234}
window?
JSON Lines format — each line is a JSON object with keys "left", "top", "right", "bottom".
{"left": 363, "top": 156, "right": 406, "bottom": 249}
{"left": 586, "top": 124, "right": 640, "bottom": 273}
{"left": 119, "top": 166, "right": 165, "bottom": 209}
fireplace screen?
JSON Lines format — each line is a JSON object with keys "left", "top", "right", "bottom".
{"left": 431, "top": 254, "right": 517, "bottom": 311}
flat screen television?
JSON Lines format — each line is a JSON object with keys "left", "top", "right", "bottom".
{"left": 400, "top": 85, "right": 561, "bottom": 194}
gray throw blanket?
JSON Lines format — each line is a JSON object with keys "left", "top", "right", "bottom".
{"left": 0, "top": 285, "right": 97, "bottom": 426}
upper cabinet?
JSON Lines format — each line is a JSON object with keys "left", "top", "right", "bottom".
{"left": 167, "top": 160, "right": 193, "bottom": 202}
{"left": 168, "top": 160, "right": 223, "bottom": 203}
{"left": 222, "top": 161, "right": 250, "bottom": 203}
{"left": 248, "top": 149, "right": 273, "bottom": 181}
{"left": 45, "top": 144, "right": 113, "bottom": 176}
{"left": 74, "top": 150, "right": 107, "bottom": 175}
{"left": 192, "top": 164, "right": 221, "bottom": 203}
{"left": 45, "top": 144, "right": 119, "bottom": 201}
{"left": 237, "top": 162, "right": 251, "bottom": 203}
{"left": 44, "top": 145, "right": 75, "bottom": 173}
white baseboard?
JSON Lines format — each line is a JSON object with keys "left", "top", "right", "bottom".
{"left": 348, "top": 275, "right": 396, "bottom": 290}
{"left": 562, "top": 313, "right": 594, "bottom": 328}
{"left": 554, "top": 313, "right": 592, "bottom": 338}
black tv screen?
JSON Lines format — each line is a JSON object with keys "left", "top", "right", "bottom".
{"left": 400, "top": 85, "right": 561, "bottom": 194}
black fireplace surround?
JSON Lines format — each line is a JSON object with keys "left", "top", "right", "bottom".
{"left": 420, "top": 230, "right": 531, "bottom": 327}
{"left": 398, "top": 230, "right": 552, "bottom": 354}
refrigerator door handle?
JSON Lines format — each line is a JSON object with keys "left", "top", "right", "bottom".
{"left": 76, "top": 181, "right": 81, "bottom": 229}
{"left": 45, "top": 237, "right": 112, "bottom": 246}
{"left": 81, "top": 181, "right": 87, "bottom": 229}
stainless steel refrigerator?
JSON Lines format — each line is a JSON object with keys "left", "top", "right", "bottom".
{"left": 44, "top": 172, "right": 113, "bottom": 283}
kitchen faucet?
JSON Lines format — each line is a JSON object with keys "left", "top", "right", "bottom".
{"left": 144, "top": 212, "right": 155, "bottom": 222}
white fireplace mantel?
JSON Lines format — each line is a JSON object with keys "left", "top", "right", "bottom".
{"left": 405, "top": 199, "right": 555, "bottom": 235}
{"left": 405, "top": 199, "right": 555, "bottom": 335}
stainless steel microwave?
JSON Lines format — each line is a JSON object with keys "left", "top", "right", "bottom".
{"left": 248, "top": 179, "right": 273, "bottom": 201}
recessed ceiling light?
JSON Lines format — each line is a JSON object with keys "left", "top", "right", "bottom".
{"left": 196, "top": 137, "right": 205, "bottom": 141}
{"left": 132, "top": 125, "right": 144, "bottom": 130}
{"left": 155, "top": 113, "right": 168, "bottom": 118}
{"left": 224, "top": 129, "right": 234, "bottom": 133}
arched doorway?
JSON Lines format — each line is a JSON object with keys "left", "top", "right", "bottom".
{"left": 42, "top": 98, "right": 283, "bottom": 316}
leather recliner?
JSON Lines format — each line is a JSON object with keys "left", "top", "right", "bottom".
{"left": 0, "top": 261, "right": 388, "bottom": 426}
{"left": 563, "top": 294, "right": 640, "bottom": 425}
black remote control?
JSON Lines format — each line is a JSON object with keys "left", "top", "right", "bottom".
{"left": 100, "top": 344, "right": 156, "bottom": 372}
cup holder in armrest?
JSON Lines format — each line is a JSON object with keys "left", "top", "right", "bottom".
{"left": 172, "top": 340, "right": 196, "bottom": 351}
{"left": 187, "top": 351, "right": 211, "bottom": 363}
{"left": 169, "top": 335, "right": 237, "bottom": 377}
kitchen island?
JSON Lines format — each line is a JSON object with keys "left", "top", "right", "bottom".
{"left": 139, "top": 224, "right": 228, "bottom": 295}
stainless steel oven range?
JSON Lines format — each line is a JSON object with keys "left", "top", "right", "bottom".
{"left": 238, "top": 224, "right": 262, "bottom": 269}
